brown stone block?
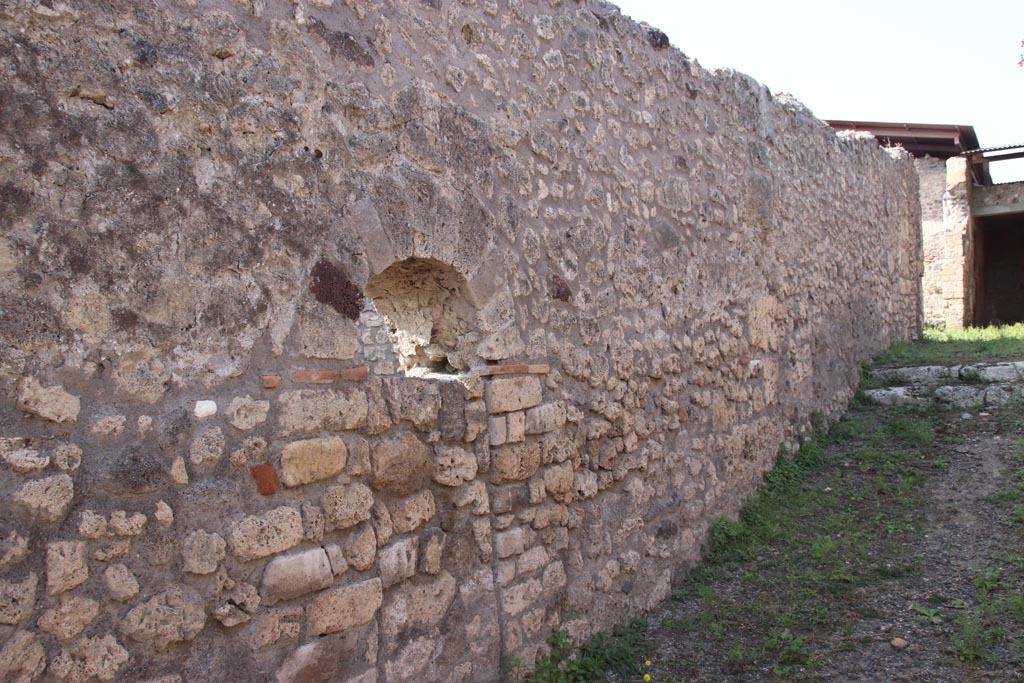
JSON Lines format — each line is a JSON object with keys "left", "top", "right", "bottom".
{"left": 250, "top": 464, "right": 281, "bottom": 496}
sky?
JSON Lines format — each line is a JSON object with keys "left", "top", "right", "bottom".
{"left": 612, "top": 0, "right": 1024, "bottom": 182}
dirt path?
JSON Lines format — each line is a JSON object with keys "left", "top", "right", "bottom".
{"left": 641, "top": 402, "right": 1024, "bottom": 683}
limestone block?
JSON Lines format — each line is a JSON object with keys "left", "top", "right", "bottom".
{"left": 228, "top": 507, "right": 304, "bottom": 561}
{"left": 251, "top": 608, "right": 303, "bottom": 651}
{"left": 50, "top": 635, "right": 130, "bottom": 683}
{"left": 189, "top": 427, "right": 225, "bottom": 466}
{"left": 302, "top": 503, "right": 325, "bottom": 543}
{"left": 0, "top": 630, "right": 46, "bottom": 682}
{"left": 170, "top": 457, "right": 189, "bottom": 485}
{"left": 453, "top": 480, "right": 490, "bottom": 515}
{"left": 226, "top": 396, "right": 270, "bottom": 431}
{"left": 78, "top": 511, "right": 108, "bottom": 539}
{"left": 502, "top": 578, "right": 542, "bottom": 616}
{"left": 494, "top": 527, "right": 525, "bottom": 559}
{"left": 378, "top": 538, "right": 418, "bottom": 588}
{"left": 419, "top": 529, "right": 445, "bottom": 575}
{"left": 103, "top": 564, "right": 139, "bottom": 602}
{"left": 525, "top": 402, "right": 566, "bottom": 434}
{"left": 0, "top": 532, "right": 29, "bottom": 567}
{"left": 516, "top": 546, "right": 549, "bottom": 576}
{"left": 154, "top": 501, "right": 174, "bottom": 527}
{"left": 182, "top": 530, "right": 226, "bottom": 575}
{"left": 432, "top": 445, "right": 477, "bottom": 486}
{"left": 3, "top": 449, "right": 50, "bottom": 474}
{"left": 506, "top": 411, "right": 525, "bottom": 443}
{"left": 120, "top": 585, "right": 206, "bottom": 649}
{"left": 276, "top": 389, "right": 368, "bottom": 435}
{"left": 261, "top": 548, "right": 334, "bottom": 604}
{"left": 381, "top": 571, "right": 457, "bottom": 640}
{"left": 543, "top": 462, "right": 575, "bottom": 501}
{"left": 46, "top": 542, "right": 88, "bottom": 596}
{"left": 38, "top": 596, "right": 99, "bottom": 640}
{"left": 322, "top": 483, "right": 374, "bottom": 530}
{"left": 484, "top": 376, "right": 542, "bottom": 414}
{"left": 345, "top": 524, "right": 377, "bottom": 571}
{"left": 0, "top": 573, "right": 37, "bottom": 625}
{"left": 371, "top": 432, "right": 431, "bottom": 496}
{"left": 300, "top": 311, "right": 359, "bottom": 360}
{"left": 307, "top": 578, "right": 383, "bottom": 636}
{"left": 390, "top": 491, "right": 435, "bottom": 534}
{"left": 325, "top": 544, "right": 347, "bottom": 576}
{"left": 193, "top": 401, "right": 217, "bottom": 419}
{"left": 491, "top": 443, "right": 542, "bottom": 483}
{"left": 488, "top": 416, "right": 507, "bottom": 446}
{"left": 573, "top": 469, "right": 599, "bottom": 500}
{"left": 542, "top": 561, "right": 567, "bottom": 591}
{"left": 14, "top": 474, "right": 74, "bottom": 524}
{"left": 281, "top": 437, "right": 347, "bottom": 488}
{"left": 384, "top": 379, "right": 441, "bottom": 431}
{"left": 16, "top": 377, "right": 80, "bottom": 424}
{"left": 274, "top": 640, "right": 340, "bottom": 683}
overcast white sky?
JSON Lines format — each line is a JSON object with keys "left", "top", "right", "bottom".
{"left": 612, "top": 0, "right": 1024, "bottom": 182}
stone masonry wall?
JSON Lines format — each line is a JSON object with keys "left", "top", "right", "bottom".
{"left": 918, "top": 156, "right": 966, "bottom": 328}
{"left": 0, "top": 2, "right": 920, "bottom": 682}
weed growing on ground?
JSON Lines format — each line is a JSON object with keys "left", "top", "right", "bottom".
{"left": 876, "top": 323, "right": 1024, "bottom": 366}
{"left": 518, "top": 619, "right": 648, "bottom": 683}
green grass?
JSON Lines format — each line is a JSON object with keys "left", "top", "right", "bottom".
{"left": 507, "top": 620, "right": 649, "bottom": 683}
{"left": 660, "top": 403, "right": 948, "bottom": 681}
{"left": 876, "top": 323, "right": 1024, "bottom": 366}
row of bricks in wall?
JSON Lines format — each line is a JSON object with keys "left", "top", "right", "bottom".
{"left": 260, "top": 363, "right": 552, "bottom": 388}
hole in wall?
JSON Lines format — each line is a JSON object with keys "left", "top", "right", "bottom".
{"left": 364, "top": 257, "right": 478, "bottom": 376}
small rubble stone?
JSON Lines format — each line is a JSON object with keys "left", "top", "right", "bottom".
{"left": 345, "top": 524, "right": 377, "bottom": 571}
{"left": 378, "top": 537, "right": 418, "bottom": 588}
{"left": 307, "top": 578, "right": 383, "bottom": 636}
{"left": 3, "top": 449, "right": 50, "bottom": 474}
{"left": 381, "top": 571, "right": 457, "bottom": 640}
{"left": 325, "top": 544, "right": 347, "bottom": 576}
{"left": 281, "top": 436, "right": 347, "bottom": 487}
{"left": 154, "top": 500, "right": 174, "bottom": 527}
{"left": 109, "top": 511, "right": 147, "bottom": 536}
{"left": 419, "top": 529, "right": 446, "bottom": 575}
{"left": 170, "top": 457, "right": 189, "bottom": 485}
{"left": 78, "top": 511, "right": 108, "bottom": 539}
{"left": 193, "top": 400, "right": 217, "bottom": 418}
{"left": 385, "top": 636, "right": 434, "bottom": 681}
{"left": 38, "top": 595, "right": 99, "bottom": 640}
{"left": 226, "top": 396, "right": 270, "bottom": 430}
{"left": 0, "top": 573, "right": 37, "bottom": 625}
{"left": 432, "top": 445, "right": 477, "bottom": 486}
{"left": 274, "top": 640, "right": 340, "bottom": 683}
{"left": 91, "top": 415, "right": 126, "bottom": 437}
{"left": 260, "top": 547, "right": 333, "bottom": 604}
{"left": 16, "top": 376, "right": 80, "bottom": 424}
{"left": 53, "top": 444, "right": 82, "bottom": 472}
{"left": 494, "top": 527, "right": 526, "bottom": 559}
{"left": 120, "top": 585, "right": 207, "bottom": 649}
{"left": 230, "top": 436, "right": 269, "bottom": 466}
{"left": 891, "top": 637, "right": 909, "bottom": 650}
{"left": 103, "top": 564, "right": 140, "bottom": 601}
{"left": 46, "top": 542, "right": 88, "bottom": 595}
{"left": 491, "top": 443, "right": 542, "bottom": 483}
{"left": 0, "top": 531, "right": 29, "bottom": 567}
{"left": 228, "top": 507, "right": 304, "bottom": 561}
{"left": 525, "top": 402, "right": 566, "bottom": 434}
{"left": 182, "top": 530, "right": 226, "bottom": 574}
{"left": 322, "top": 483, "right": 374, "bottom": 530}
{"left": 14, "top": 474, "right": 74, "bottom": 523}
{"left": 488, "top": 416, "right": 507, "bottom": 446}
{"left": 112, "top": 349, "right": 170, "bottom": 404}
{"left": 189, "top": 427, "right": 225, "bottom": 466}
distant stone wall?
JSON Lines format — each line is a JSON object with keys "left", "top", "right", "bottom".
{"left": 919, "top": 156, "right": 970, "bottom": 328}
{"left": 0, "top": 2, "right": 920, "bottom": 682}
{"left": 974, "top": 181, "right": 1024, "bottom": 214}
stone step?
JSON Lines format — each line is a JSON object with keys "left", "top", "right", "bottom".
{"left": 862, "top": 383, "right": 1024, "bottom": 409}
{"left": 871, "top": 361, "right": 1024, "bottom": 386}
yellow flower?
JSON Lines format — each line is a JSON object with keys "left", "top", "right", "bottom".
{"left": 644, "top": 675, "right": 651, "bottom": 682}
{"left": 645, "top": 660, "right": 652, "bottom": 667}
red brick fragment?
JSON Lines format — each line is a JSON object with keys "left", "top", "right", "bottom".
{"left": 292, "top": 370, "right": 339, "bottom": 384}
{"left": 477, "top": 364, "right": 550, "bottom": 377}
{"left": 678, "top": 407, "right": 689, "bottom": 422}
{"left": 250, "top": 464, "right": 280, "bottom": 496}
{"left": 261, "top": 375, "right": 282, "bottom": 389}
{"left": 338, "top": 366, "right": 369, "bottom": 382}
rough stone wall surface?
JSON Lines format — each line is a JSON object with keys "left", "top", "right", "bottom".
{"left": 918, "top": 156, "right": 968, "bottom": 328}
{"left": 974, "top": 181, "right": 1024, "bottom": 213}
{"left": 0, "top": 1, "right": 920, "bottom": 682}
